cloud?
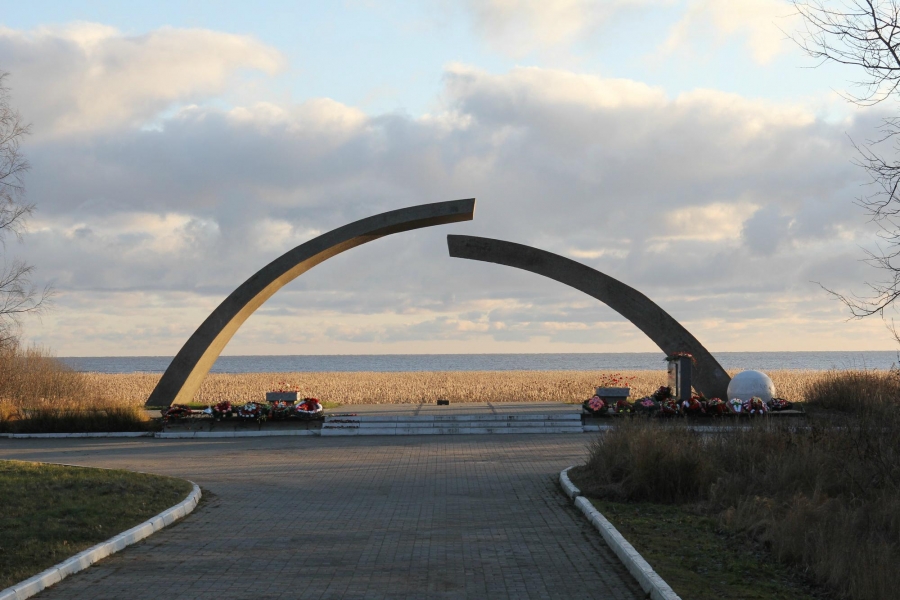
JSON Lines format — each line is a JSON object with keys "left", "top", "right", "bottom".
{"left": 0, "top": 22, "right": 284, "bottom": 136}
{"left": 463, "top": 0, "right": 668, "bottom": 57}
{"left": 662, "top": 0, "right": 797, "bottom": 64}
{"left": 5, "top": 36, "right": 887, "bottom": 352}
{"left": 741, "top": 204, "right": 793, "bottom": 255}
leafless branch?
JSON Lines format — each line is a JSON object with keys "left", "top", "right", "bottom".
{"left": 0, "top": 71, "right": 50, "bottom": 347}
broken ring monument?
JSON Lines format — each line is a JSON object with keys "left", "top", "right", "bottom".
{"left": 147, "top": 200, "right": 729, "bottom": 406}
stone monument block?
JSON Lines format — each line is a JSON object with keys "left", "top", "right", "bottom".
{"left": 667, "top": 356, "right": 692, "bottom": 402}
{"left": 266, "top": 392, "right": 298, "bottom": 403}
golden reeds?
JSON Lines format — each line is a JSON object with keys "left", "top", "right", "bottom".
{"left": 82, "top": 368, "right": 835, "bottom": 406}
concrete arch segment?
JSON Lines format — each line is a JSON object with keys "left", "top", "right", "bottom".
{"left": 447, "top": 235, "right": 730, "bottom": 400}
{"left": 146, "top": 199, "right": 476, "bottom": 408}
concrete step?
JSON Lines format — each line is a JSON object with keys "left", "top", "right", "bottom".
{"left": 320, "top": 426, "right": 583, "bottom": 436}
{"left": 320, "top": 412, "right": 584, "bottom": 436}
{"left": 323, "top": 420, "right": 582, "bottom": 429}
{"left": 324, "top": 413, "right": 581, "bottom": 423}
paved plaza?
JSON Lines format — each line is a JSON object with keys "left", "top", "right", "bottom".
{"left": 0, "top": 434, "right": 644, "bottom": 599}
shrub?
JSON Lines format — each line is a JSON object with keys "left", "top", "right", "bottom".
{"left": 571, "top": 369, "right": 900, "bottom": 600}
{"left": 0, "top": 343, "right": 152, "bottom": 433}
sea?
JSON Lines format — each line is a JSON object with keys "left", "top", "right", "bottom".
{"left": 57, "top": 352, "right": 900, "bottom": 374}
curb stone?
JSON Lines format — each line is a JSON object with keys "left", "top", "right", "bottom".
{"left": 0, "top": 482, "right": 201, "bottom": 600}
{"left": 0, "top": 432, "right": 153, "bottom": 439}
{"left": 560, "top": 468, "right": 680, "bottom": 600}
{"left": 559, "top": 466, "right": 582, "bottom": 499}
{"left": 155, "top": 430, "right": 318, "bottom": 438}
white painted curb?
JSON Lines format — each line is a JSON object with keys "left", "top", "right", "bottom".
{"left": 559, "top": 466, "right": 581, "bottom": 499}
{"left": 155, "top": 430, "right": 318, "bottom": 438}
{"left": 560, "top": 469, "right": 680, "bottom": 600}
{"left": 0, "top": 432, "right": 152, "bottom": 439}
{"left": 574, "top": 496, "right": 680, "bottom": 600}
{"left": 0, "top": 431, "right": 320, "bottom": 439}
{"left": 0, "top": 483, "right": 201, "bottom": 600}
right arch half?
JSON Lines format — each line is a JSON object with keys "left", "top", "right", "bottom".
{"left": 447, "top": 235, "right": 731, "bottom": 399}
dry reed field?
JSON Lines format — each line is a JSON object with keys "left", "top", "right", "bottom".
{"left": 85, "top": 368, "right": 827, "bottom": 406}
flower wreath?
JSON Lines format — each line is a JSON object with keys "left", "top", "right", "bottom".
{"left": 768, "top": 397, "right": 792, "bottom": 411}
{"left": 294, "top": 397, "right": 323, "bottom": 417}
{"left": 582, "top": 395, "right": 606, "bottom": 415}
{"left": 237, "top": 402, "right": 268, "bottom": 420}
{"left": 614, "top": 398, "right": 633, "bottom": 414}
{"left": 705, "top": 397, "right": 727, "bottom": 416}
{"left": 210, "top": 401, "right": 232, "bottom": 419}
{"left": 681, "top": 395, "right": 706, "bottom": 416}
{"left": 269, "top": 400, "right": 294, "bottom": 420}
{"left": 636, "top": 396, "right": 658, "bottom": 414}
{"left": 745, "top": 396, "right": 767, "bottom": 416}
{"left": 162, "top": 404, "right": 192, "bottom": 421}
{"left": 659, "top": 399, "right": 680, "bottom": 417}
{"left": 727, "top": 398, "right": 743, "bottom": 414}
{"left": 651, "top": 386, "right": 672, "bottom": 402}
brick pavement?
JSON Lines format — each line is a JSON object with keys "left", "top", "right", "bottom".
{"left": 0, "top": 435, "right": 644, "bottom": 599}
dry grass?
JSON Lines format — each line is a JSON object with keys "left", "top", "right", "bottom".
{"left": 89, "top": 368, "right": 832, "bottom": 406}
{"left": 0, "top": 345, "right": 151, "bottom": 432}
{"left": 569, "top": 369, "right": 900, "bottom": 600}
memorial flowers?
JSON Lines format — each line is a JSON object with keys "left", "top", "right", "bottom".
{"left": 237, "top": 402, "right": 268, "bottom": 421}
{"left": 582, "top": 395, "right": 606, "bottom": 415}
{"left": 596, "top": 373, "right": 634, "bottom": 389}
{"left": 745, "top": 396, "right": 767, "bottom": 416}
{"left": 681, "top": 395, "right": 705, "bottom": 415}
{"left": 271, "top": 381, "right": 300, "bottom": 393}
{"left": 660, "top": 399, "right": 680, "bottom": 416}
{"left": 637, "top": 397, "right": 659, "bottom": 414}
{"left": 294, "top": 397, "right": 323, "bottom": 418}
{"left": 162, "top": 404, "right": 192, "bottom": 422}
{"left": 211, "top": 401, "right": 232, "bottom": 419}
{"left": 705, "top": 397, "right": 727, "bottom": 415}
{"left": 665, "top": 351, "right": 694, "bottom": 363}
{"left": 269, "top": 400, "right": 293, "bottom": 420}
{"left": 768, "top": 397, "right": 792, "bottom": 411}
{"left": 614, "top": 399, "right": 633, "bottom": 414}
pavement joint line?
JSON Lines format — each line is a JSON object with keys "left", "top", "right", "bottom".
{"left": 0, "top": 481, "right": 201, "bottom": 600}
{"left": 559, "top": 468, "right": 681, "bottom": 600}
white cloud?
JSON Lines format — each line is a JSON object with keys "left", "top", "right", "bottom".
{"left": 5, "top": 29, "right": 886, "bottom": 352}
{"left": 0, "top": 22, "right": 284, "bottom": 136}
{"left": 662, "top": 0, "right": 796, "bottom": 64}
{"left": 464, "top": 0, "right": 670, "bottom": 56}
{"left": 662, "top": 202, "right": 759, "bottom": 242}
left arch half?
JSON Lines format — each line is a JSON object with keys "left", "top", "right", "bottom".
{"left": 147, "top": 199, "right": 476, "bottom": 408}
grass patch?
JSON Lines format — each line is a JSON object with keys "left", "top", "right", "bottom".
{"left": 588, "top": 499, "right": 823, "bottom": 600}
{"left": 1, "top": 406, "right": 157, "bottom": 433}
{"left": 0, "top": 460, "right": 193, "bottom": 589}
{"left": 570, "top": 369, "right": 900, "bottom": 600}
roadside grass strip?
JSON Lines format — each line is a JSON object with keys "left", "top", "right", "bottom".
{"left": 559, "top": 467, "right": 824, "bottom": 600}
{"left": 0, "top": 461, "right": 198, "bottom": 597}
{"left": 560, "top": 467, "right": 679, "bottom": 600}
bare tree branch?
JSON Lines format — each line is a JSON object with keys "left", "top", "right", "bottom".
{"left": 0, "top": 71, "right": 51, "bottom": 347}
{"left": 792, "top": 1, "right": 900, "bottom": 318}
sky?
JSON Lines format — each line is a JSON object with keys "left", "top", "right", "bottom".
{"left": 1, "top": 0, "right": 897, "bottom": 356}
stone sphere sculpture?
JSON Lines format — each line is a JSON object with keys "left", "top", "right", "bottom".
{"left": 726, "top": 370, "right": 775, "bottom": 403}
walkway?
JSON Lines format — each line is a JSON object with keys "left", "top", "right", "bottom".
{"left": 0, "top": 434, "right": 643, "bottom": 599}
